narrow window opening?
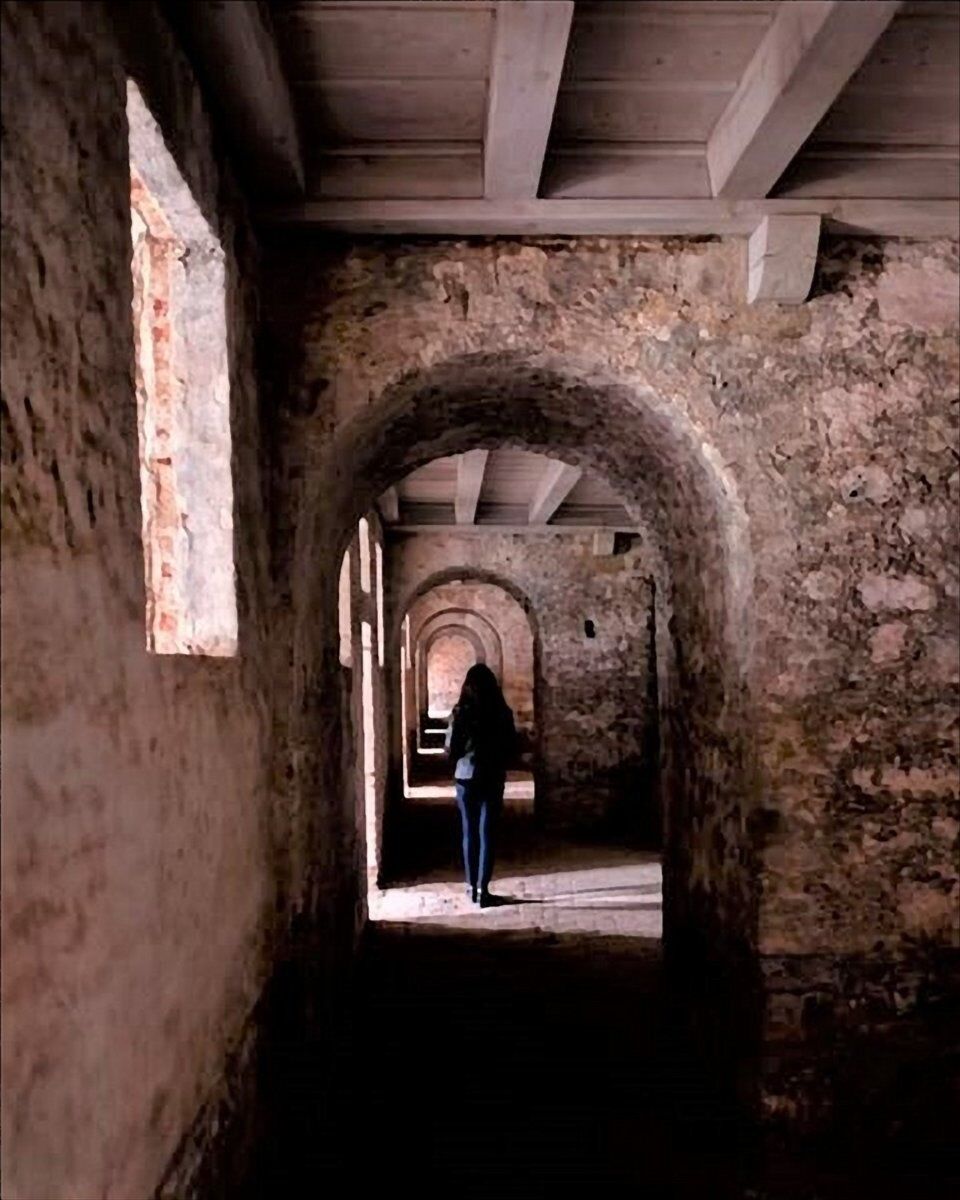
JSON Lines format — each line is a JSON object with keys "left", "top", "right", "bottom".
{"left": 584, "top": 619, "right": 597, "bottom": 639}
{"left": 339, "top": 550, "right": 352, "bottom": 667}
{"left": 127, "top": 79, "right": 236, "bottom": 656}
{"left": 359, "top": 517, "right": 372, "bottom": 593}
{"left": 360, "top": 621, "right": 377, "bottom": 879}
{"left": 400, "top": 645, "right": 410, "bottom": 794}
{"left": 375, "top": 541, "right": 385, "bottom": 668}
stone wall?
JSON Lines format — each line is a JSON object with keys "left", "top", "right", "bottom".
{"left": 387, "top": 530, "right": 659, "bottom": 833}
{"left": 263, "top": 230, "right": 959, "bottom": 1131}
{"left": 0, "top": 4, "right": 275, "bottom": 1197}
{"left": 13, "top": 0, "right": 957, "bottom": 1178}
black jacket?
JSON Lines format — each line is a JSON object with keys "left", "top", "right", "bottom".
{"left": 445, "top": 702, "right": 516, "bottom": 782}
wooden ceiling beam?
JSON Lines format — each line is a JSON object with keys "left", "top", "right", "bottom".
{"left": 484, "top": 0, "right": 575, "bottom": 199}
{"left": 391, "top": 524, "right": 636, "bottom": 536}
{"left": 167, "top": 0, "right": 305, "bottom": 197}
{"left": 707, "top": 0, "right": 901, "bottom": 199}
{"left": 260, "top": 196, "right": 958, "bottom": 238}
{"left": 455, "top": 451, "right": 490, "bottom": 524}
{"left": 748, "top": 214, "right": 821, "bottom": 304}
{"left": 529, "top": 461, "right": 582, "bottom": 525}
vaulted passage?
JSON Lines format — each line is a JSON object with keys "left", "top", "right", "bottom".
{"left": 2, "top": 5, "right": 958, "bottom": 1199}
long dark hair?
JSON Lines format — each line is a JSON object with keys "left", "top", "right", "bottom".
{"left": 456, "top": 663, "right": 508, "bottom": 726}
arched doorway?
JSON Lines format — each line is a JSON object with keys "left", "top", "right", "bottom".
{"left": 285, "top": 352, "right": 756, "bottom": 983}
{"left": 424, "top": 627, "right": 482, "bottom": 716}
{"left": 393, "top": 572, "right": 540, "bottom": 825}
{"left": 414, "top": 608, "right": 503, "bottom": 719}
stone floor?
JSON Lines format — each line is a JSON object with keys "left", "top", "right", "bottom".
{"left": 371, "top": 815, "right": 662, "bottom": 940}
{"left": 253, "top": 798, "right": 958, "bottom": 1199}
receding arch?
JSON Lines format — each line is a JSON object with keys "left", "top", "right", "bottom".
{"left": 423, "top": 627, "right": 482, "bottom": 717}
{"left": 392, "top": 564, "right": 541, "bottom": 657}
{"left": 389, "top": 563, "right": 544, "bottom": 803}
{"left": 413, "top": 609, "right": 503, "bottom": 718}
{"left": 314, "top": 353, "right": 752, "bottom": 686}
{"left": 414, "top": 608, "right": 503, "bottom": 677}
{"left": 421, "top": 623, "right": 485, "bottom": 661}
{"left": 416, "top": 618, "right": 494, "bottom": 727}
{"left": 292, "top": 351, "right": 758, "bottom": 966}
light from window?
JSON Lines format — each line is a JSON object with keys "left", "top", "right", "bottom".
{"left": 375, "top": 542, "right": 385, "bottom": 668}
{"left": 359, "top": 517, "right": 371, "bottom": 593}
{"left": 339, "top": 550, "right": 352, "bottom": 667}
{"left": 361, "top": 621, "right": 377, "bottom": 877}
{"left": 127, "top": 79, "right": 236, "bottom": 656}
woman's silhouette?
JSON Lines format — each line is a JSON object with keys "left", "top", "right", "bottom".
{"left": 445, "top": 663, "right": 516, "bottom": 907}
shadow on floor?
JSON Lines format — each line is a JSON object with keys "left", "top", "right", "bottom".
{"left": 254, "top": 919, "right": 956, "bottom": 1200}
{"left": 247, "top": 798, "right": 959, "bottom": 1199}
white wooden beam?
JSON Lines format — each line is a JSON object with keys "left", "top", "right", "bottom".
{"left": 378, "top": 487, "right": 400, "bottom": 524}
{"left": 593, "top": 530, "right": 617, "bottom": 556}
{"left": 260, "top": 197, "right": 957, "bottom": 238}
{"left": 529, "top": 461, "right": 582, "bottom": 525}
{"left": 707, "top": 0, "right": 901, "bottom": 199}
{"left": 748, "top": 215, "right": 821, "bottom": 305}
{"left": 391, "top": 524, "right": 637, "bottom": 536}
{"left": 484, "top": 0, "right": 574, "bottom": 199}
{"left": 455, "top": 451, "right": 489, "bottom": 525}
{"left": 170, "top": 0, "right": 304, "bottom": 197}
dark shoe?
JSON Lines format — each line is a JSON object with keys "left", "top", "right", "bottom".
{"left": 478, "top": 890, "right": 493, "bottom": 908}
{"left": 466, "top": 885, "right": 478, "bottom": 903}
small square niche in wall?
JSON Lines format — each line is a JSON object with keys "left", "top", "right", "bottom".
{"left": 584, "top": 619, "right": 596, "bottom": 639}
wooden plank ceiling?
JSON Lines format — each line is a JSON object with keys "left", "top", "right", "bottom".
{"left": 170, "top": 2, "right": 958, "bottom": 531}
{"left": 382, "top": 449, "right": 632, "bottom": 530}
{"left": 249, "top": 0, "right": 959, "bottom": 235}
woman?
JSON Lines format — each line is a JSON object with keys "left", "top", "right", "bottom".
{"left": 444, "top": 663, "right": 516, "bottom": 907}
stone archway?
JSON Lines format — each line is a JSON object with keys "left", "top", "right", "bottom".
{"left": 262, "top": 234, "right": 960, "bottom": 1143}
{"left": 396, "top": 569, "right": 541, "bottom": 798}
{"left": 263, "top": 321, "right": 775, "bottom": 1131}
{"left": 421, "top": 624, "right": 484, "bottom": 717}
{"left": 415, "top": 608, "right": 503, "bottom": 679}
{"left": 287, "top": 352, "right": 756, "bottom": 986}
{"left": 413, "top": 608, "right": 503, "bottom": 725}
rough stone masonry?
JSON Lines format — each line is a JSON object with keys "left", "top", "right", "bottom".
{"left": 387, "top": 529, "right": 659, "bottom": 832}
{"left": 1, "top": 1, "right": 958, "bottom": 1196}
{"left": 264, "top": 230, "right": 959, "bottom": 1131}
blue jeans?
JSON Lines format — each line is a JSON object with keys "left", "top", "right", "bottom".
{"left": 455, "top": 780, "right": 503, "bottom": 893}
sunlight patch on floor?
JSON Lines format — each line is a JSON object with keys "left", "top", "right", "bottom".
{"left": 403, "top": 777, "right": 536, "bottom": 806}
{"left": 369, "top": 858, "right": 662, "bottom": 940}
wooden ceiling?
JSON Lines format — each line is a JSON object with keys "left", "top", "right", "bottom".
{"left": 379, "top": 449, "right": 633, "bottom": 530}
{"left": 172, "top": 1, "right": 959, "bottom": 243}
{"left": 170, "top": 0, "right": 958, "bottom": 303}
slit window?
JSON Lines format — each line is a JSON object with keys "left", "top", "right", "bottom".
{"left": 359, "top": 517, "right": 372, "bottom": 594}
{"left": 375, "top": 541, "right": 385, "bottom": 668}
{"left": 339, "top": 550, "right": 352, "bottom": 667}
{"left": 361, "top": 621, "right": 377, "bottom": 874}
